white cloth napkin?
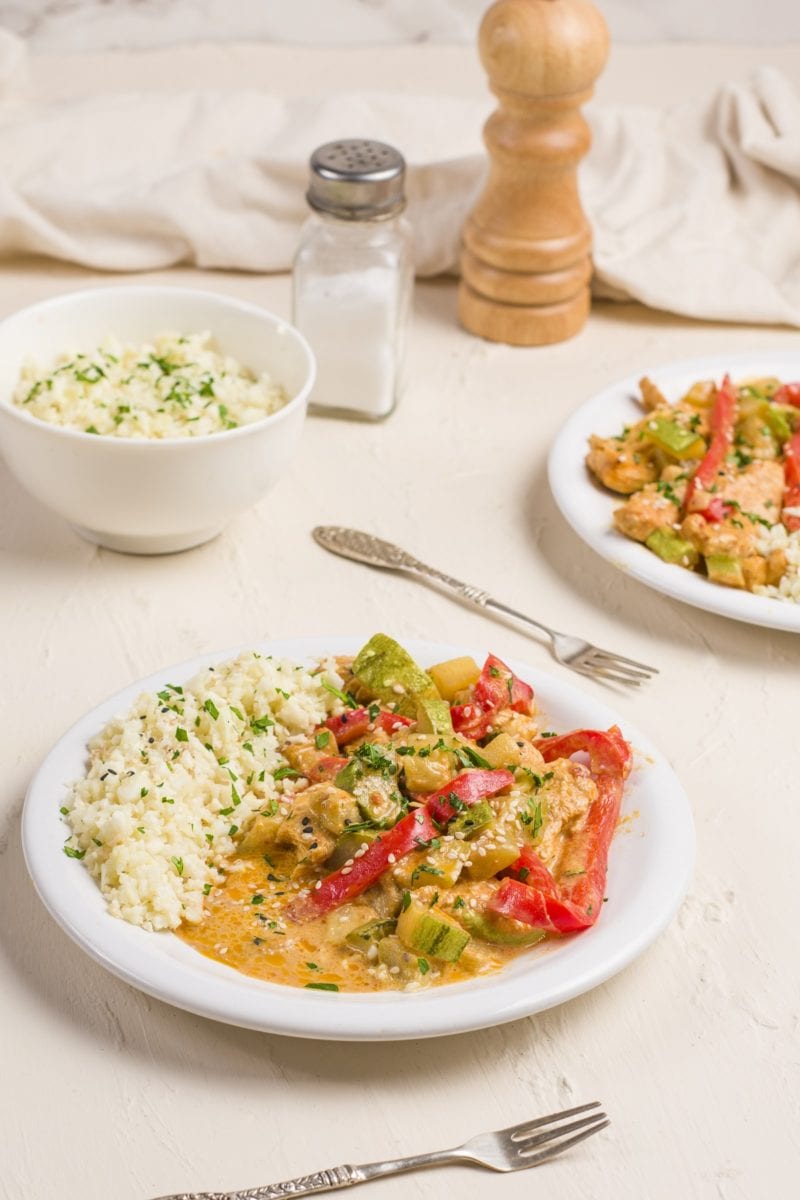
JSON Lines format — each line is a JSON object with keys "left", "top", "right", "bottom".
{"left": 2, "top": 29, "right": 799, "bottom": 326}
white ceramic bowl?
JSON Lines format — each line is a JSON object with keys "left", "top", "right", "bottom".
{"left": 0, "top": 286, "right": 315, "bottom": 554}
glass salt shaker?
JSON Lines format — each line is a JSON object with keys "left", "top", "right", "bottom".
{"left": 292, "top": 139, "right": 413, "bottom": 421}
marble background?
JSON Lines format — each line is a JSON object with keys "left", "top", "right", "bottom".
{"left": 1, "top": 0, "right": 799, "bottom": 52}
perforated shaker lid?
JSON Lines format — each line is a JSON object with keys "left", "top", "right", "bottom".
{"left": 307, "top": 139, "right": 406, "bottom": 220}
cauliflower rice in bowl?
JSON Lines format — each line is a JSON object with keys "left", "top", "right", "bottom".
{"left": 13, "top": 331, "right": 287, "bottom": 439}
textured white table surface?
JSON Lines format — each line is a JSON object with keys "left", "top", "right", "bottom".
{"left": 1, "top": 41, "right": 798, "bottom": 1200}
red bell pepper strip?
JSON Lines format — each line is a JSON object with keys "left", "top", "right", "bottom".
{"left": 489, "top": 726, "right": 631, "bottom": 933}
{"left": 783, "top": 430, "right": 800, "bottom": 532}
{"left": 288, "top": 807, "right": 438, "bottom": 922}
{"left": 305, "top": 755, "right": 349, "bottom": 783}
{"left": 324, "top": 707, "right": 414, "bottom": 746}
{"left": 425, "top": 768, "right": 515, "bottom": 824}
{"left": 683, "top": 374, "right": 737, "bottom": 518}
{"left": 774, "top": 382, "right": 800, "bottom": 409}
{"left": 451, "top": 655, "right": 534, "bottom": 739}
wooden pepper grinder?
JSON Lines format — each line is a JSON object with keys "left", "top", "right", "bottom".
{"left": 458, "top": 0, "right": 609, "bottom": 346}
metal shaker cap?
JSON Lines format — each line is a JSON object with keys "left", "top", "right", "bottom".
{"left": 307, "top": 139, "right": 406, "bottom": 220}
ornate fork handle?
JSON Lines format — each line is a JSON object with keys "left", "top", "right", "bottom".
{"left": 156, "top": 1152, "right": 457, "bottom": 1199}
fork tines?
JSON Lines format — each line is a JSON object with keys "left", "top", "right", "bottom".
{"left": 577, "top": 650, "right": 658, "bottom": 687}
{"left": 507, "top": 1101, "right": 610, "bottom": 1165}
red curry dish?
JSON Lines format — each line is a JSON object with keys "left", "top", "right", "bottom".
{"left": 179, "top": 635, "right": 632, "bottom": 993}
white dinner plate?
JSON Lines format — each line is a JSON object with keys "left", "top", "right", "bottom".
{"left": 22, "top": 637, "right": 694, "bottom": 1041}
{"left": 548, "top": 352, "right": 800, "bottom": 633}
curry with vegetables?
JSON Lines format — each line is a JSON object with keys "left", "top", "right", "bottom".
{"left": 179, "top": 635, "right": 632, "bottom": 993}
{"left": 587, "top": 374, "right": 800, "bottom": 592}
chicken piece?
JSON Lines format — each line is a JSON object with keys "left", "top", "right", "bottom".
{"left": 491, "top": 709, "right": 541, "bottom": 743}
{"left": 742, "top": 556, "right": 768, "bottom": 591}
{"left": 766, "top": 549, "right": 788, "bottom": 585}
{"left": 586, "top": 434, "right": 660, "bottom": 495}
{"left": 639, "top": 375, "right": 668, "bottom": 412}
{"left": 718, "top": 460, "right": 784, "bottom": 521}
{"left": 276, "top": 783, "right": 359, "bottom": 866}
{"left": 536, "top": 760, "right": 598, "bottom": 876}
{"left": 680, "top": 513, "right": 757, "bottom": 559}
{"left": 614, "top": 487, "right": 679, "bottom": 543}
{"left": 284, "top": 740, "right": 337, "bottom": 777}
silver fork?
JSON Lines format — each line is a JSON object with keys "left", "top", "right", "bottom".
{"left": 313, "top": 526, "right": 657, "bottom": 688}
{"left": 152, "top": 1101, "right": 609, "bottom": 1198}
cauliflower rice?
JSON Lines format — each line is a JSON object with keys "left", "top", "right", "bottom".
{"left": 754, "top": 524, "right": 800, "bottom": 603}
{"left": 62, "top": 652, "right": 344, "bottom": 930}
{"left": 13, "top": 331, "right": 287, "bottom": 438}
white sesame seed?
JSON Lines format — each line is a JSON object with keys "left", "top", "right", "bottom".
{"left": 387, "top": 853, "right": 396, "bottom": 864}
{"left": 391, "top": 683, "right": 406, "bottom": 695}
{"left": 341, "top": 867, "right": 352, "bottom": 875}
{"left": 314, "top": 880, "right": 322, "bottom": 890}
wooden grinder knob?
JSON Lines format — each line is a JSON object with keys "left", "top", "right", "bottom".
{"left": 458, "top": 0, "right": 609, "bottom": 346}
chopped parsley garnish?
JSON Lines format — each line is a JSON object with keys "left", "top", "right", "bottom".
{"left": 305, "top": 982, "right": 339, "bottom": 992}
{"left": 273, "top": 766, "right": 301, "bottom": 781}
{"left": 170, "top": 856, "right": 184, "bottom": 876}
{"left": 175, "top": 727, "right": 188, "bottom": 742}
{"left": 161, "top": 796, "right": 175, "bottom": 805}
{"left": 417, "top": 958, "right": 430, "bottom": 975}
{"left": 315, "top": 730, "right": 332, "bottom": 750}
{"left": 204, "top": 698, "right": 220, "bottom": 720}
{"left": 202, "top": 883, "right": 212, "bottom": 896}
{"left": 452, "top": 896, "right": 465, "bottom": 909}
{"left": 305, "top": 962, "right": 320, "bottom": 971}
{"left": 229, "top": 705, "right": 244, "bottom": 721}
{"left": 321, "top": 679, "right": 359, "bottom": 709}
{"left": 140, "top": 787, "right": 148, "bottom": 798}
{"left": 251, "top": 714, "right": 275, "bottom": 733}
{"left": 63, "top": 845, "right": 85, "bottom": 860}
{"left": 401, "top": 890, "right": 412, "bottom": 912}
{"left": 251, "top": 894, "right": 265, "bottom": 905}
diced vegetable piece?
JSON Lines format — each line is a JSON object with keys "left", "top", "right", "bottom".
{"left": 414, "top": 697, "right": 453, "bottom": 735}
{"left": 306, "top": 755, "right": 348, "bottom": 783}
{"left": 314, "top": 788, "right": 361, "bottom": 836}
{"left": 783, "top": 429, "right": 800, "bottom": 532}
{"left": 334, "top": 758, "right": 364, "bottom": 794}
{"left": 345, "top": 918, "right": 397, "bottom": 954}
{"left": 451, "top": 655, "right": 534, "bottom": 739}
{"left": 762, "top": 403, "right": 794, "bottom": 444}
{"left": 450, "top": 800, "right": 494, "bottom": 838}
{"left": 354, "top": 774, "right": 403, "bottom": 825}
{"left": 465, "top": 840, "right": 522, "bottom": 881}
{"left": 376, "top": 934, "right": 420, "bottom": 979}
{"left": 322, "top": 903, "right": 380, "bottom": 945}
{"left": 456, "top": 907, "right": 546, "bottom": 947}
{"left": 705, "top": 553, "right": 746, "bottom": 589}
{"left": 326, "top": 828, "right": 379, "bottom": 870}
{"left": 325, "top": 708, "right": 372, "bottom": 746}
{"left": 428, "top": 656, "right": 481, "bottom": 702}
{"left": 397, "top": 898, "right": 470, "bottom": 962}
{"left": 236, "top": 812, "right": 284, "bottom": 853}
{"left": 646, "top": 527, "right": 700, "bottom": 569}
{"left": 478, "top": 732, "right": 525, "bottom": 769}
{"left": 351, "top": 634, "right": 439, "bottom": 716}
{"left": 401, "top": 745, "right": 456, "bottom": 794}
{"left": 774, "top": 382, "right": 800, "bottom": 409}
{"left": 643, "top": 415, "right": 706, "bottom": 460}
{"left": 393, "top": 844, "right": 466, "bottom": 889}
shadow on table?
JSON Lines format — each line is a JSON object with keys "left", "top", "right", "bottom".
{"left": 0, "top": 458, "right": 90, "bottom": 567}
{"left": 0, "top": 799, "right": 655, "bottom": 1090}
{"left": 522, "top": 459, "right": 800, "bottom": 670}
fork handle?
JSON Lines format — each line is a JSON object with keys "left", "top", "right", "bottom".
{"left": 153, "top": 1151, "right": 459, "bottom": 1199}
{"left": 406, "top": 559, "right": 560, "bottom": 644}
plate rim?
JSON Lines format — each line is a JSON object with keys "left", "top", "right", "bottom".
{"left": 22, "top": 635, "right": 695, "bottom": 1041}
{"left": 547, "top": 350, "right": 800, "bottom": 634}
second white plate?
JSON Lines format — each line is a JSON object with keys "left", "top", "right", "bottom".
{"left": 548, "top": 351, "right": 800, "bottom": 633}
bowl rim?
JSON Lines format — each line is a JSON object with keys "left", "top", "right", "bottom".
{"left": 0, "top": 284, "right": 316, "bottom": 449}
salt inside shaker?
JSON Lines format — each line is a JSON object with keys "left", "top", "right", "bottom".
{"left": 292, "top": 139, "right": 413, "bottom": 421}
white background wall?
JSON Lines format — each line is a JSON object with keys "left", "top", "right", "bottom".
{"left": 2, "top": 0, "right": 800, "bottom": 52}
